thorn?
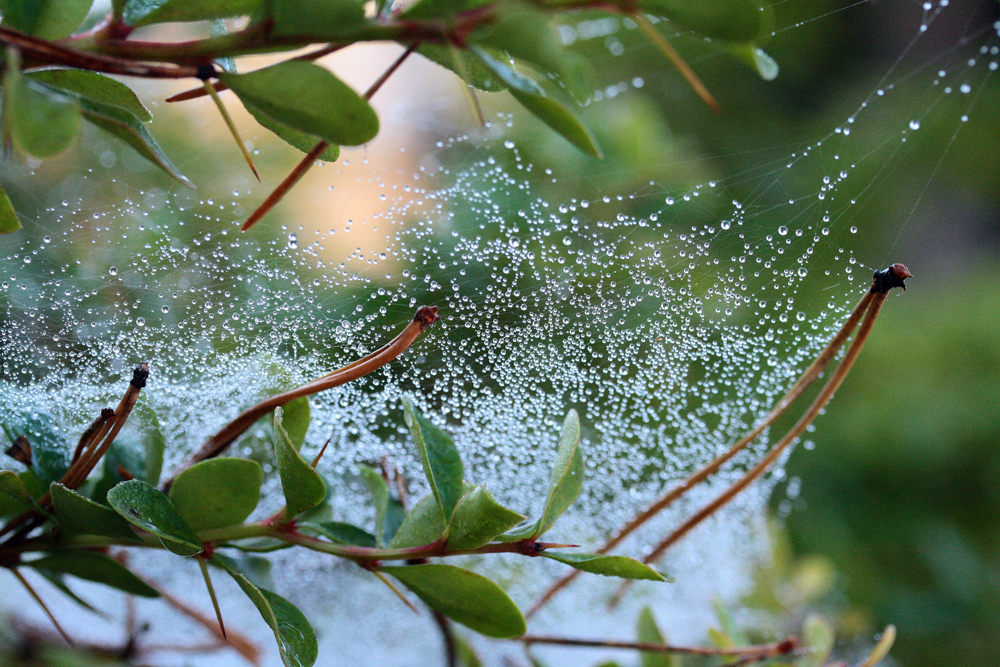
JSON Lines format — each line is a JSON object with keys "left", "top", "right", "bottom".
{"left": 197, "top": 556, "right": 227, "bottom": 640}
{"left": 373, "top": 570, "right": 419, "bottom": 614}
{"left": 310, "top": 438, "right": 331, "bottom": 468}
{"left": 632, "top": 13, "right": 721, "bottom": 113}
{"left": 203, "top": 80, "right": 260, "bottom": 182}
{"left": 11, "top": 568, "right": 74, "bottom": 646}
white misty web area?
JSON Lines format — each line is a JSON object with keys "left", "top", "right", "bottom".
{"left": 1, "top": 2, "right": 997, "bottom": 664}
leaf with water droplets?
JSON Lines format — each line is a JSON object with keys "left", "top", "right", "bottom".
{"left": 0, "top": 184, "right": 21, "bottom": 234}
{"left": 273, "top": 406, "right": 326, "bottom": 519}
{"left": 50, "top": 483, "right": 141, "bottom": 542}
{"left": 402, "top": 397, "right": 464, "bottom": 521}
{"left": 635, "top": 0, "right": 773, "bottom": 42}
{"left": 106, "top": 479, "right": 203, "bottom": 556}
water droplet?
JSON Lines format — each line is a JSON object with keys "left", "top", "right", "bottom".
{"left": 850, "top": 226, "right": 858, "bottom": 234}
{"left": 909, "top": 120, "right": 921, "bottom": 130}
{"left": 136, "top": 317, "right": 145, "bottom": 327}
{"left": 777, "top": 226, "right": 788, "bottom": 236}
{"left": 287, "top": 234, "right": 298, "bottom": 249}
{"left": 108, "top": 266, "right": 118, "bottom": 276}
{"left": 161, "top": 305, "right": 170, "bottom": 314}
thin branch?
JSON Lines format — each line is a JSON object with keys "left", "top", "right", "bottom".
{"left": 431, "top": 610, "right": 458, "bottom": 667}
{"left": 241, "top": 41, "right": 419, "bottom": 231}
{"left": 10, "top": 568, "right": 74, "bottom": 645}
{"left": 161, "top": 306, "right": 438, "bottom": 490}
{"left": 520, "top": 634, "right": 797, "bottom": 660}
{"left": 632, "top": 13, "right": 721, "bottom": 113}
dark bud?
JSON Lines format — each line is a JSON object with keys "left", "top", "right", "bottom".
{"left": 131, "top": 362, "right": 150, "bottom": 388}
{"left": 4, "top": 435, "right": 32, "bottom": 466}
{"left": 872, "top": 263, "right": 912, "bottom": 293}
{"left": 414, "top": 305, "right": 439, "bottom": 327}
{"left": 196, "top": 63, "right": 217, "bottom": 81}
{"left": 101, "top": 407, "right": 116, "bottom": 420}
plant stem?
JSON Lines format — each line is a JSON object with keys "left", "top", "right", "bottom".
{"left": 431, "top": 610, "right": 458, "bottom": 667}
{"left": 632, "top": 13, "right": 720, "bottom": 113}
{"left": 520, "top": 634, "right": 797, "bottom": 659}
{"left": 10, "top": 568, "right": 74, "bottom": 645}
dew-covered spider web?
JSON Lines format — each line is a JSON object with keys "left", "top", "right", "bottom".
{"left": 1, "top": 1, "right": 997, "bottom": 664}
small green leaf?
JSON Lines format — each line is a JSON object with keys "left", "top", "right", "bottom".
{"left": 713, "top": 600, "right": 747, "bottom": 646}
{"left": 273, "top": 407, "right": 326, "bottom": 519}
{"left": 300, "top": 520, "right": 376, "bottom": 547}
{"left": 26, "top": 69, "right": 152, "bottom": 121}
{"left": 401, "top": 397, "right": 464, "bottom": 521}
{"left": 0, "top": 0, "right": 92, "bottom": 39}
{"left": 541, "top": 553, "right": 672, "bottom": 582}
{"left": 168, "top": 458, "right": 262, "bottom": 532}
{"left": 859, "top": 625, "right": 895, "bottom": 667}
{"left": 417, "top": 45, "right": 508, "bottom": 92}
{"left": 277, "top": 396, "right": 310, "bottom": 451}
{"left": 2, "top": 413, "right": 69, "bottom": 488}
{"left": 132, "top": 0, "right": 262, "bottom": 26}
{"left": 142, "top": 409, "right": 166, "bottom": 487}
{"left": 244, "top": 101, "right": 340, "bottom": 161}
{"left": 471, "top": 48, "right": 601, "bottom": 159}
{"left": 0, "top": 469, "right": 37, "bottom": 514}
{"left": 380, "top": 564, "right": 526, "bottom": 638}
{"left": 212, "top": 554, "right": 319, "bottom": 667}
{"left": 801, "top": 614, "right": 834, "bottom": 667}
{"left": 106, "top": 479, "right": 203, "bottom": 556}
{"left": 388, "top": 493, "right": 446, "bottom": 549}
{"left": 90, "top": 437, "right": 158, "bottom": 504}
{"left": 360, "top": 465, "right": 391, "bottom": 546}
{"left": 0, "top": 183, "right": 21, "bottom": 234}
{"left": 269, "top": 0, "right": 367, "bottom": 40}
{"left": 454, "top": 632, "right": 484, "bottom": 667}
{"left": 220, "top": 61, "right": 378, "bottom": 147}
{"left": 636, "top": 606, "right": 675, "bottom": 667}
{"left": 26, "top": 552, "right": 159, "bottom": 598}
{"left": 728, "top": 44, "right": 779, "bottom": 81}
{"left": 50, "top": 483, "right": 141, "bottom": 542}
{"left": 535, "top": 408, "right": 584, "bottom": 537}
{"left": 634, "top": 0, "right": 773, "bottom": 42}
{"left": 447, "top": 486, "right": 525, "bottom": 551}
{"left": 4, "top": 65, "right": 81, "bottom": 159}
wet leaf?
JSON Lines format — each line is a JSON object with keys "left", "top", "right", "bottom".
{"left": 26, "top": 552, "right": 159, "bottom": 597}
{"left": 168, "top": 458, "right": 262, "bottom": 532}
{"left": 26, "top": 69, "right": 152, "bottom": 121}
{"left": 728, "top": 44, "right": 779, "bottom": 81}
{"left": 220, "top": 61, "right": 378, "bottom": 146}
{"left": 417, "top": 44, "right": 508, "bottom": 93}
{"left": 3, "top": 67, "right": 81, "bottom": 159}
{"left": 50, "top": 483, "right": 141, "bottom": 542}
{"left": 447, "top": 486, "right": 525, "bottom": 551}
{"left": 0, "top": 184, "right": 21, "bottom": 234}
{"left": 277, "top": 396, "right": 310, "bottom": 451}
{"left": 106, "top": 479, "right": 203, "bottom": 556}
{"left": 635, "top": 0, "right": 773, "bottom": 42}
{"left": 380, "top": 564, "right": 526, "bottom": 638}
{"left": 213, "top": 554, "right": 319, "bottom": 667}
{"left": 244, "top": 101, "right": 340, "bottom": 161}
{"left": 401, "top": 397, "right": 464, "bottom": 520}
{"left": 541, "top": 552, "right": 672, "bottom": 582}
{"left": 273, "top": 407, "right": 326, "bottom": 519}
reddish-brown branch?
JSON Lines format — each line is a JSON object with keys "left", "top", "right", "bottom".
{"left": 520, "top": 634, "right": 797, "bottom": 660}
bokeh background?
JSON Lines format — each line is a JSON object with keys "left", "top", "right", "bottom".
{"left": 1, "top": 0, "right": 999, "bottom": 665}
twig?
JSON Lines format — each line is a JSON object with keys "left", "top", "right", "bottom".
{"left": 241, "top": 41, "right": 419, "bottom": 231}
{"left": 161, "top": 306, "right": 438, "bottom": 490}
{"left": 198, "top": 556, "right": 227, "bottom": 640}
{"left": 520, "top": 634, "right": 797, "bottom": 660}
{"left": 10, "top": 568, "right": 74, "bottom": 646}
{"left": 431, "top": 610, "right": 458, "bottom": 667}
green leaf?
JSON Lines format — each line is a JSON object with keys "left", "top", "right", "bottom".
{"left": 801, "top": 614, "right": 834, "bottom": 667}
{"left": 471, "top": 48, "right": 601, "bottom": 159}
{"left": 168, "top": 458, "right": 262, "bottom": 532}
{"left": 26, "top": 552, "right": 159, "bottom": 598}
{"left": 35, "top": 570, "right": 106, "bottom": 617}
{"left": 359, "top": 465, "right": 405, "bottom": 546}
{"left": 636, "top": 606, "right": 675, "bottom": 667}
{"left": 273, "top": 407, "right": 326, "bottom": 519}
{"left": 50, "top": 483, "right": 141, "bottom": 542}
{"left": 541, "top": 552, "right": 672, "bottom": 582}
{"left": 713, "top": 600, "right": 747, "bottom": 646}
{"left": 380, "top": 564, "right": 526, "bottom": 638}
{"left": 447, "top": 486, "right": 525, "bottom": 551}
{"left": 388, "top": 493, "right": 446, "bottom": 549}
{"left": 400, "top": 0, "right": 489, "bottom": 20}
{"left": 859, "top": 625, "right": 895, "bottom": 667}
{"left": 278, "top": 396, "right": 310, "bottom": 451}
{"left": 220, "top": 61, "right": 378, "bottom": 147}
{"left": 106, "top": 479, "right": 203, "bottom": 556}
{"left": 401, "top": 397, "right": 464, "bottom": 521}
{"left": 89, "top": 437, "right": 159, "bottom": 504}
{"left": 244, "top": 100, "right": 340, "bottom": 161}
{"left": 228, "top": 553, "right": 276, "bottom": 590}
{"left": 212, "top": 554, "right": 319, "bottom": 667}
{"left": 79, "top": 97, "right": 195, "bottom": 188}
{"left": 454, "top": 632, "right": 484, "bottom": 667}
{"left": 269, "top": 0, "right": 368, "bottom": 40}
{"left": 132, "top": 0, "right": 262, "bottom": 26}
{"left": 728, "top": 44, "right": 779, "bottom": 81}
{"left": 0, "top": 0, "right": 92, "bottom": 39}
{"left": 417, "top": 44, "right": 508, "bottom": 92}
{"left": 26, "top": 69, "right": 152, "bottom": 121}
{"left": 3, "top": 65, "right": 81, "bottom": 159}
{"left": 141, "top": 409, "right": 166, "bottom": 487}
{"left": 2, "top": 413, "right": 69, "bottom": 488}
{"left": 0, "top": 469, "right": 37, "bottom": 515}
{"left": 534, "top": 408, "right": 584, "bottom": 537}
{"left": 0, "top": 183, "right": 21, "bottom": 234}
{"left": 634, "top": 0, "right": 773, "bottom": 42}
{"left": 300, "top": 520, "right": 376, "bottom": 547}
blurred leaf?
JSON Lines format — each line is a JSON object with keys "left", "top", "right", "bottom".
{"left": 276, "top": 396, "right": 310, "bottom": 451}
{"left": 533, "top": 408, "right": 584, "bottom": 537}
{"left": 713, "top": 600, "right": 747, "bottom": 646}
{"left": 388, "top": 493, "right": 446, "bottom": 549}
{"left": 26, "top": 69, "right": 152, "bottom": 121}
{"left": 401, "top": 0, "right": 489, "bottom": 19}
{"left": 228, "top": 553, "right": 276, "bottom": 590}
{"left": 634, "top": 0, "right": 773, "bottom": 42}
{"left": 801, "top": 614, "right": 834, "bottom": 667}
{"left": 213, "top": 554, "right": 319, "bottom": 667}
{"left": 0, "top": 469, "right": 37, "bottom": 515}
{"left": 168, "top": 458, "right": 262, "bottom": 532}
{"left": 728, "top": 44, "right": 779, "bottom": 81}
{"left": 447, "top": 486, "right": 525, "bottom": 551}
{"left": 269, "top": 0, "right": 367, "bottom": 40}
{"left": 707, "top": 627, "right": 733, "bottom": 652}
{"left": 300, "top": 520, "right": 376, "bottom": 547}
{"left": 273, "top": 406, "right": 326, "bottom": 519}
{"left": 133, "top": 0, "right": 262, "bottom": 25}
{"left": 0, "top": 184, "right": 21, "bottom": 234}
{"left": 380, "top": 564, "right": 526, "bottom": 638}
{"left": 2, "top": 413, "right": 69, "bottom": 488}
{"left": 221, "top": 61, "right": 378, "bottom": 146}
{"left": 859, "top": 625, "right": 896, "bottom": 667}
{"left": 471, "top": 48, "right": 601, "bottom": 159}
{"left": 636, "top": 606, "right": 675, "bottom": 667}
{"left": 454, "top": 632, "right": 483, "bottom": 667}
{"left": 35, "top": 570, "right": 105, "bottom": 617}
{"left": 541, "top": 552, "right": 672, "bottom": 582}
{"left": 244, "top": 100, "right": 340, "bottom": 161}
{"left": 26, "top": 552, "right": 159, "bottom": 598}
{"left": 141, "top": 409, "right": 166, "bottom": 487}
{"left": 50, "top": 483, "right": 141, "bottom": 542}
{"left": 401, "top": 397, "right": 464, "bottom": 520}
{"left": 3, "top": 66, "right": 81, "bottom": 159}
{"left": 417, "top": 44, "right": 508, "bottom": 93}
{"left": 0, "top": 0, "right": 92, "bottom": 39}
{"left": 107, "top": 479, "right": 203, "bottom": 556}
